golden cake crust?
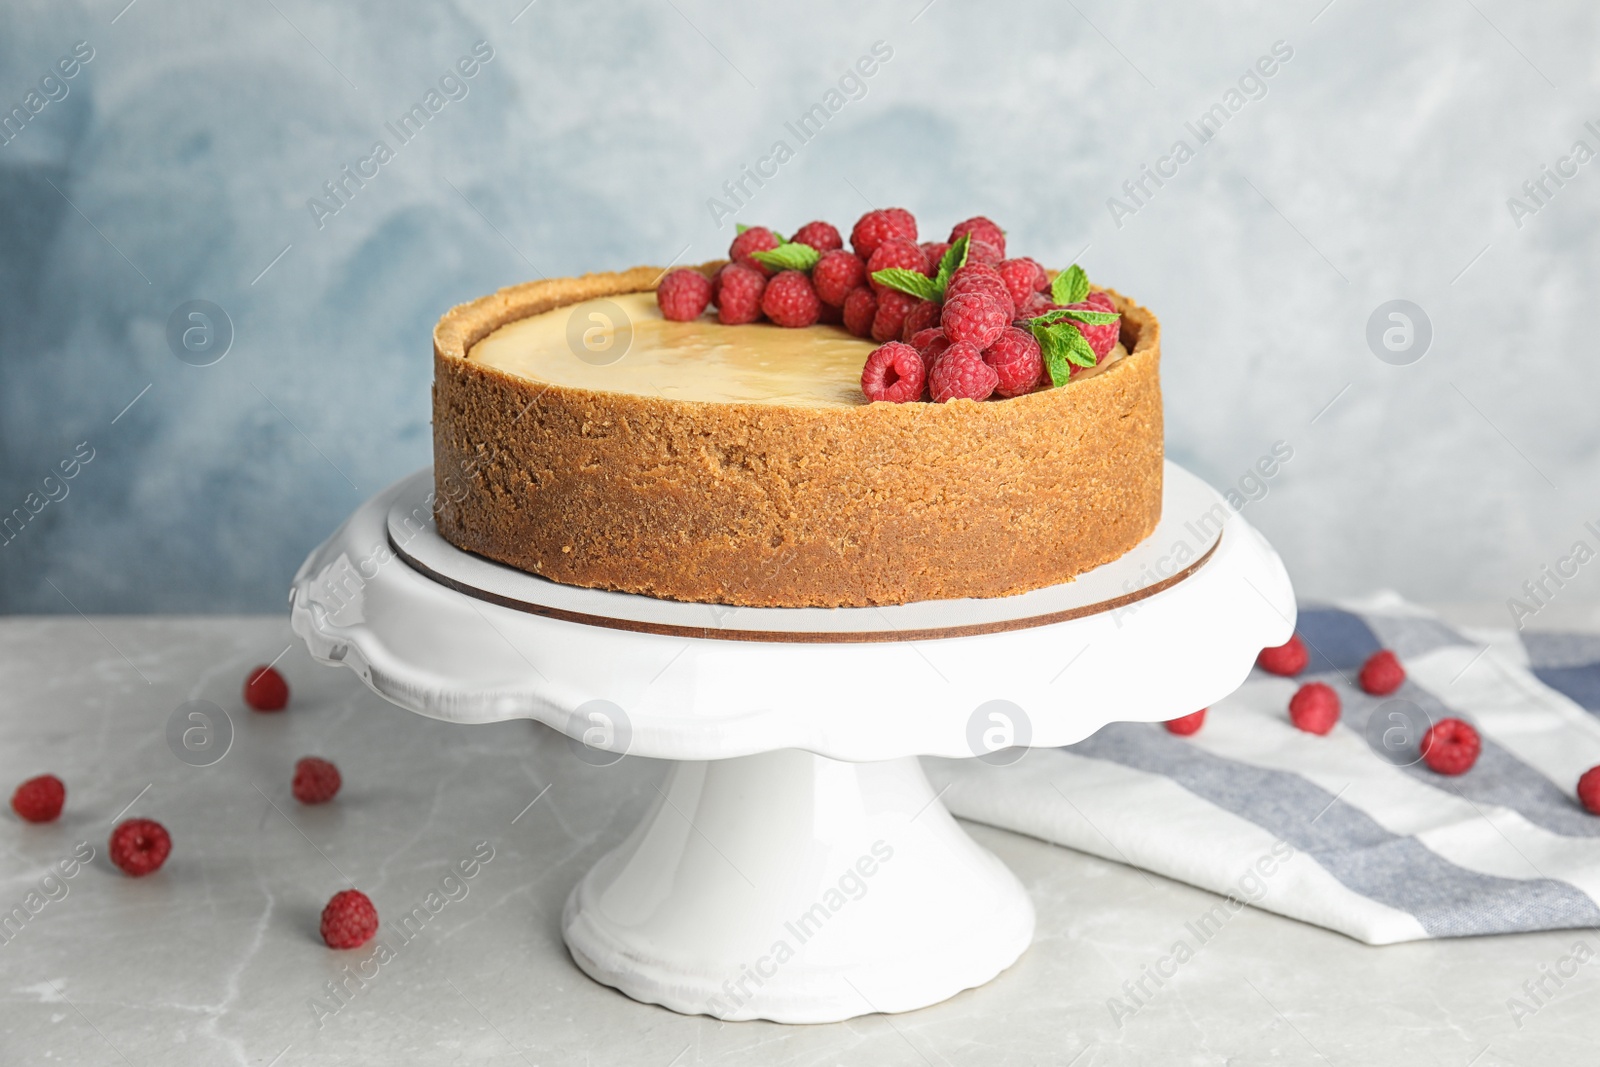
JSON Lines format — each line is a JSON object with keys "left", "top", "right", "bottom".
{"left": 432, "top": 265, "right": 1163, "bottom": 608}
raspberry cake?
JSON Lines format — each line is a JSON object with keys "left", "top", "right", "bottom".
{"left": 432, "top": 210, "right": 1163, "bottom": 608}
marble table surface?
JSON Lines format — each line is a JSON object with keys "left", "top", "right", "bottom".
{"left": 2, "top": 615, "right": 1595, "bottom": 1066}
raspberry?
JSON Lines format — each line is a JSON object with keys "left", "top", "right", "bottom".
{"left": 656, "top": 269, "right": 712, "bottom": 322}
{"left": 11, "top": 774, "right": 65, "bottom": 823}
{"left": 790, "top": 220, "right": 842, "bottom": 252}
{"left": 716, "top": 264, "right": 766, "bottom": 325}
{"left": 921, "top": 241, "right": 951, "bottom": 269}
{"left": 860, "top": 341, "right": 926, "bottom": 404}
{"left": 842, "top": 287, "right": 878, "bottom": 337}
{"left": 708, "top": 263, "right": 729, "bottom": 308}
{"left": 817, "top": 300, "right": 844, "bottom": 326}
{"left": 293, "top": 756, "right": 343, "bottom": 804}
{"left": 321, "top": 888, "right": 379, "bottom": 949}
{"left": 1257, "top": 634, "right": 1308, "bottom": 676}
{"left": 850, "top": 208, "right": 917, "bottom": 259}
{"left": 729, "top": 226, "right": 781, "bottom": 275}
{"left": 1060, "top": 299, "right": 1120, "bottom": 359}
{"left": 965, "top": 239, "right": 1003, "bottom": 267}
{"left": 1359, "top": 650, "right": 1406, "bottom": 696}
{"left": 948, "top": 216, "right": 1006, "bottom": 258}
{"left": 1579, "top": 766, "right": 1600, "bottom": 815}
{"left": 928, "top": 341, "right": 998, "bottom": 403}
{"left": 761, "top": 270, "right": 822, "bottom": 328}
{"left": 982, "top": 327, "right": 1044, "bottom": 398}
{"left": 1418, "top": 718, "right": 1480, "bottom": 775}
{"left": 245, "top": 665, "right": 289, "bottom": 712}
{"left": 811, "top": 250, "right": 866, "bottom": 306}
{"left": 110, "top": 818, "right": 171, "bottom": 877}
{"left": 871, "top": 290, "right": 920, "bottom": 343}
{"left": 997, "top": 258, "right": 1049, "bottom": 308}
{"left": 919, "top": 334, "right": 951, "bottom": 376}
{"left": 909, "top": 327, "right": 945, "bottom": 352}
{"left": 867, "top": 238, "right": 931, "bottom": 293}
{"left": 1014, "top": 293, "right": 1057, "bottom": 325}
{"left": 1164, "top": 709, "right": 1206, "bottom": 736}
{"left": 900, "top": 299, "right": 943, "bottom": 342}
{"left": 1288, "top": 682, "right": 1340, "bottom": 735}
{"left": 944, "top": 265, "right": 1015, "bottom": 319}
{"left": 941, "top": 291, "right": 1009, "bottom": 349}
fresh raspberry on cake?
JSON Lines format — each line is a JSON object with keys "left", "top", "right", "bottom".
{"left": 716, "top": 263, "right": 767, "bottom": 325}
{"left": 708, "top": 263, "right": 729, "bottom": 308}
{"left": 1420, "top": 718, "right": 1480, "bottom": 775}
{"left": 321, "top": 888, "right": 379, "bottom": 949}
{"left": 921, "top": 241, "right": 951, "bottom": 268}
{"left": 789, "top": 220, "right": 842, "bottom": 252}
{"left": 1578, "top": 766, "right": 1600, "bottom": 815}
{"left": 941, "top": 291, "right": 1010, "bottom": 349}
{"left": 811, "top": 250, "right": 866, "bottom": 306}
{"left": 998, "top": 258, "right": 1049, "bottom": 308}
{"left": 761, "top": 270, "right": 822, "bottom": 328}
{"left": 1288, "top": 682, "right": 1340, "bottom": 735}
{"left": 982, "top": 328, "right": 1044, "bottom": 398}
{"left": 244, "top": 665, "right": 289, "bottom": 712}
{"left": 656, "top": 269, "right": 712, "bottom": 322}
{"left": 965, "top": 239, "right": 1003, "bottom": 267}
{"left": 110, "top": 817, "right": 171, "bottom": 877}
{"left": 850, "top": 208, "right": 917, "bottom": 259}
{"left": 1164, "top": 710, "right": 1207, "bottom": 736}
{"left": 949, "top": 216, "right": 1006, "bottom": 258}
{"left": 1060, "top": 298, "right": 1120, "bottom": 359}
{"left": 842, "top": 286, "right": 878, "bottom": 337}
{"left": 1015, "top": 292, "right": 1057, "bottom": 324}
{"left": 1359, "top": 650, "right": 1406, "bottom": 696}
{"left": 11, "top": 774, "right": 65, "bottom": 823}
{"left": 909, "top": 327, "right": 944, "bottom": 351}
{"left": 871, "top": 290, "right": 920, "bottom": 343}
{"left": 860, "top": 341, "right": 926, "bottom": 404}
{"left": 817, "top": 300, "right": 843, "bottom": 325}
{"left": 867, "top": 238, "right": 931, "bottom": 291}
{"left": 293, "top": 756, "right": 343, "bottom": 804}
{"left": 900, "top": 299, "right": 943, "bottom": 341}
{"left": 729, "top": 226, "right": 782, "bottom": 274}
{"left": 944, "top": 265, "right": 1015, "bottom": 318}
{"left": 929, "top": 341, "right": 999, "bottom": 402}
{"left": 919, "top": 334, "right": 952, "bottom": 376}
{"left": 1257, "top": 634, "right": 1309, "bottom": 676}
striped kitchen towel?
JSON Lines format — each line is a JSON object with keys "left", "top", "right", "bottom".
{"left": 925, "top": 593, "right": 1600, "bottom": 944}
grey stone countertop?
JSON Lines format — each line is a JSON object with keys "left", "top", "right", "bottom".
{"left": 1, "top": 615, "right": 1594, "bottom": 1066}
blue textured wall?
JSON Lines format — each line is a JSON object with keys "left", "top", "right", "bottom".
{"left": 3, "top": 0, "right": 1599, "bottom": 616}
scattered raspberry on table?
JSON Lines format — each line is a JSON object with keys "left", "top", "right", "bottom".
{"left": 1420, "top": 718, "right": 1480, "bottom": 775}
{"left": 1289, "top": 682, "right": 1340, "bottom": 735}
{"left": 321, "top": 889, "right": 379, "bottom": 949}
{"left": 1257, "top": 634, "right": 1309, "bottom": 676}
{"left": 1359, "top": 650, "right": 1406, "bottom": 696}
{"left": 110, "top": 817, "right": 171, "bottom": 877}
{"left": 1578, "top": 766, "right": 1600, "bottom": 815}
{"left": 293, "top": 756, "right": 343, "bottom": 805}
{"left": 1164, "top": 710, "right": 1207, "bottom": 736}
{"left": 11, "top": 774, "right": 65, "bottom": 823}
{"left": 244, "top": 665, "right": 290, "bottom": 712}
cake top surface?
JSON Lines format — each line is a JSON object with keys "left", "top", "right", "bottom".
{"left": 467, "top": 291, "right": 1126, "bottom": 408}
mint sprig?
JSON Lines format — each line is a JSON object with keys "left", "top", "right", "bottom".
{"left": 1031, "top": 320, "right": 1098, "bottom": 386}
{"left": 1051, "top": 263, "right": 1090, "bottom": 306}
{"left": 933, "top": 234, "right": 970, "bottom": 295}
{"left": 1032, "top": 307, "right": 1117, "bottom": 327}
{"left": 869, "top": 268, "right": 939, "bottom": 301}
{"left": 752, "top": 243, "right": 820, "bottom": 272}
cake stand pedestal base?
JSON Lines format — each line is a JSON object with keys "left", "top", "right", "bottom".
{"left": 562, "top": 749, "right": 1034, "bottom": 1023}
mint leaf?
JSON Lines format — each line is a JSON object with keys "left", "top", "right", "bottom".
{"left": 933, "top": 234, "right": 971, "bottom": 298}
{"left": 773, "top": 230, "right": 788, "bottom": 245}
{"left": 1032, "top": 324, "right": 1072, "bottom": 387}
{"left": 735, "top": 223, "right": 749, "bottom": 235}
{"left": 1052, "top": 322, "right": 1098, "bottom": 368}
{"left": 1052, "top": 307, "right": 1117, "bottom": 326}
{"left": 871, "top": 268, "right": 939, "bottom": 302}
{"left": 1051, "top": 264, "right": 1090, "bottom": 306}
{"left": 751, "top": 243, "right": 821, "bottom": 272}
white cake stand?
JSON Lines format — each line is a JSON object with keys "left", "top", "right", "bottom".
{"left": 290, "top": 463, "right": 1293, "bottom": 1023}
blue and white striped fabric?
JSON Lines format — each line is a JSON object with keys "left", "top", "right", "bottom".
{"left": 926, "top": 593, "right": 1600, "bottom": 944}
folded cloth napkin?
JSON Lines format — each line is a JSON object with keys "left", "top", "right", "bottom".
{"left": 924, "top": 592, "right": 1600, "bottom": 944}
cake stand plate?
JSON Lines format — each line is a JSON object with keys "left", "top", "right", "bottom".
{"left": 290, "top": 462, "right": 1294, "bottom": 1023}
